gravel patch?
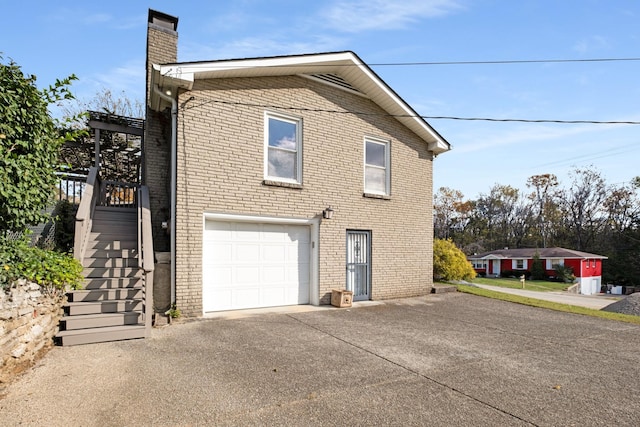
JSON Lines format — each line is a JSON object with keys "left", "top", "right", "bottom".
{"left": 601, "top": 293, "right": 640, "bottom": 316}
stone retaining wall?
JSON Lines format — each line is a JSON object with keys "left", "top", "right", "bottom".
{"left": 0, "top": 280, "right": 65, "bottom": 384}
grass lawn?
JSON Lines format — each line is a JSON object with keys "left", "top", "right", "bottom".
{"left": 471, "top": 276, "right": 570, "bottom": 292}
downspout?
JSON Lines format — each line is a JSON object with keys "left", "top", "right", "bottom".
{"left": 153, "top": 85, "right": 177, "bottom": 306}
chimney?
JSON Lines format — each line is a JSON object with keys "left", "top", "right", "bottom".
{"left": 146, "top": 9, "right": 179, "bottom": 106}
{"left": 144, "top": 9, "right": 178, "bottom": 253}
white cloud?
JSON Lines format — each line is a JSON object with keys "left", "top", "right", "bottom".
{"left": 321, "top": 0, "right": 464, "bottom": 32}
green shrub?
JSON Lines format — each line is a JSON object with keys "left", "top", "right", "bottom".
{"left": 530, "top": 251, "right": 546, "bottom": 280}
{"left": 433, "top": 238, "right": 476, "bottom": 281}
{"left": 0, "top": 235, "right": 82, "bottom": 290}
{"left": 553, "top": 264, "right": 575, "bottom": 283}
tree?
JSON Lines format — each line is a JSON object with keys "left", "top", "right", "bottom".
{"left": 561, "top": 167, "right": 607, "bottom": 251}
{"left": 433, "top": 238, "right": 476, "bottom": 281}
{"left": 530, "top": 251, "right": 545, "bottom": 280}
{"left": 0, "top": 57, "right": 82, "bottom": 233}
{"left": 433, "top": 187, "right": 473, "bottom": 240}
{"left": 526, "top": 173, "right": 560, "bottom": 247}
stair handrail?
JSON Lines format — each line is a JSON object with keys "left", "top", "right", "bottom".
{"left": 73, "top": 167, "right": 101, "bottom": 261}
{"left": 137, "top": 186, "right": 155, "bottom": 336}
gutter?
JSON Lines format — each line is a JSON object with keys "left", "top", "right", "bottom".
{"left": 153, "top": 84, "right": 177, "bottom": 305}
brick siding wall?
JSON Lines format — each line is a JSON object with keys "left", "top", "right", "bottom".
{"left": 171, "top": 75, "right": 435, "bottom": 316}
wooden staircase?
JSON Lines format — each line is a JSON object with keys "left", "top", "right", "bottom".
{"left": 56, "top": 206, "right": 148, "bottom": 346}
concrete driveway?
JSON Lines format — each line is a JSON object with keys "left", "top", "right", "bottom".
{"left": 472, "top": 283, "right": 621, "bottom": 309}
{"left": 1, "top": 292, "right": 639, "bottom": 426}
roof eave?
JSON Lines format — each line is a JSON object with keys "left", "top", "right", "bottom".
{"left": 151, "top": 52, "right": 451, "bottom": 153}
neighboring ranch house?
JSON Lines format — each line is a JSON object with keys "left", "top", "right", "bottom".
{"left": 468, "top": 247, "right": 607, "bottom": 295}
{"left": 145, "top": 10, "right": 451, "bottom": 316}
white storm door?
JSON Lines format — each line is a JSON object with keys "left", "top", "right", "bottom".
{"left": 203, "top": 221, "right": 310, "bottom": 312}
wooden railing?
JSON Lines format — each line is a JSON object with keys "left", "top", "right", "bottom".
{"left": 99, "top": 180, "right": 139, "bottom": 207}
{"left": 56, "top": 173, "right": 87, "bottom": 205}
{"left": 138, "top": 186, "right": 155, "bottom": 336}
{"left": 73, "top": 167, "right": 100, "bottom": 261}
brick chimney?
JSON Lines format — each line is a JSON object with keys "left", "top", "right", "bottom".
{"left": 146, "top": 9, "right": 178, "bottom": 106}
{"left": 144, "top": 9, "right": 178, "bottom": 252}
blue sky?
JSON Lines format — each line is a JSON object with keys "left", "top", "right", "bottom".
{"left": 2, "top": 1, "right": 639, "bottom": 198}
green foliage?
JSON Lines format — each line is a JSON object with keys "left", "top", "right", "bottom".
{"left": 530, "top": 251, "right": 546, "bottom": 280}
{"left": 166, "top": 304, "right": 181, "bottom": 319}
{"left": 433, "top": 238, "right": 476, "bottom": 281}
{"left": 53, "top": 199, "right": 76, "bottom": 252}
{"left": 0, "top": 235, "right": 83, "bottom": 290}
{"left": 553, "top": 264, "right": 575, "bottom": 283}
{"left": 0, "top": 57, "right": 83, "bottom": 233}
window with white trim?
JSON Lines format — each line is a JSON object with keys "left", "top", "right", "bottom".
{"left": 547, "top": 258, "right": 563, "bottom": 269}
{"left": 364, "top": 137, "right": 390, "bottom": 195}
{"left": 264, "top": 112, "right": 302, "bottom": 183}
{"left": 514, "top": 259, "right": 526, "bottom": 269}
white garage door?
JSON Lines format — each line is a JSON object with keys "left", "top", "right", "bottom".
{"left": 203, "top": 221, "right": 310, "bottom": 312}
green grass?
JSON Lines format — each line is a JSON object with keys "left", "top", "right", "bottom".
{"left": 471, "top": 276, "right": 570, "bottom": 292}
{"left": 456, "top": 284, "right": 640, "bottom": 325}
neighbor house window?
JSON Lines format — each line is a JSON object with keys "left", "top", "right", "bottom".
{"left": 364, "top": 137, "right": 390, "bottom": 195}
{"left": 514, "top": 259, "right": 526, "bottom": 269}
{"left": 264, "top": 112, "right": 302, "bottom": 183}
{"left": 547, "top": 258, "right": 563, "bottom": 269}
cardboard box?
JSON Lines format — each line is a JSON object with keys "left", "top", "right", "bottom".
{"left": 331, "top": 289, "right": 353, "bottom": 308}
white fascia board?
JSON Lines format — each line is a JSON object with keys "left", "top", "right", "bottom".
{"left": 154, "top": 64, "right": 194, "bottom": 89}
{"left": 165, "top": 52, "right": 355, "bottom": 77}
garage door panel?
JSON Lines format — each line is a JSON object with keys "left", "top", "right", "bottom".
{"left": 235, "top": 243, "right": 260, "bottom": 263}
{"left": 203, "top": 221, "right": 311, "bottom": 312}
{"left": 235, "top": 266, "right": 260, "bottom": 283}
{"left": 263, "top": 244, "right": 287, "bottom": 262}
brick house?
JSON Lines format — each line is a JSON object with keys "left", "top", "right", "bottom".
{"left": 468, "top": 247, "right": 607, "bottom": 295}
{"left": 145, "top": 10, "right": 450, "bottom": 316}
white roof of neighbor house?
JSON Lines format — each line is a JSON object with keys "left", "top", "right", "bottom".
{"left": 468, "top": 247, "right": 608, "bottom": 260}
{"left": 150, "top": 51, "right": 451, "bottom": 155}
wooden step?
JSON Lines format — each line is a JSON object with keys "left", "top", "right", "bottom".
{"left": 83, "top": 277, "right": 143, "bottom": 289}
{"left": 59, "top": 312, "right": 142, "bottom": 330}
{"left": 84, "top": 248, "right": 138, "bottom": 259}
{"left": 86, "top": 239, "right": 137, "bottom": 250}
{"left": 67, "top": 288, "right": 143, "bottom": 302}
{"left": 90, "top": 231, "right": 138, "bottom": 242}
{"left": 56, "top": 324, "right": 146, "bottom": 346}
{"left": 82, "top": 257, "right": 139, "bottom": 268}
{"left": 83, "top": 267, "right": 143, "bottom": 278}
{"left": 91, "top": 223, "right": 137, "bottom": 234}
{"left": 65, "top": 299, "right": 143, "bottom": 316}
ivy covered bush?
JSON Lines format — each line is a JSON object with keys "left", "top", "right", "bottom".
{"left": 0, "top": 235, "right": 83, "bottom": 290}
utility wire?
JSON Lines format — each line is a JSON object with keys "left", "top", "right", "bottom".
{"left": 182, "top": 97, "right": 640, "bottom": 125}
{"left": 367, "top": 57, "right": 640, "bottom": 66}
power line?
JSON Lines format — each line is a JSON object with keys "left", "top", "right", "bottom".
{"left": 368, "top": 57, "right": 640, "bottom": 66}
{"left": 182, "top": 97, "right": 640, "bottom": 125}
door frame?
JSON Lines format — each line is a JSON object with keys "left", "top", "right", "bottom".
{"left": 345, "top": 229, "right": 371, "bottom": 301}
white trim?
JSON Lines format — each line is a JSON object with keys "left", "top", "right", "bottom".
{"left": 364, "top": 136, "right": 391, "bottom": 195}
{"left": 202, "top": 212, "right": 320, "bottom": 309}
{"left": 264, "top": 111, "right": 303, "bottom": 184}
{"left": 150, "top": 52, "right": 450, "bottom": 155}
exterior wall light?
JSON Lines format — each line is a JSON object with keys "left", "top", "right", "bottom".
{"left": 322, "top": 206, "right": 334, "bottom": 219}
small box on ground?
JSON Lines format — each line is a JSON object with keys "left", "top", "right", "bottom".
{"left": 331, "top": 289, "right": 353, "bottom": 308}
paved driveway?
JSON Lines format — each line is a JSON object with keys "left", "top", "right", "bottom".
{"left": 1, "top": 293, "right": 639, "bottom": 426}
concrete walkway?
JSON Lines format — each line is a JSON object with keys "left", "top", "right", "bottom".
{"left": 473, "top": 283, "right": 621, "bottom": 309}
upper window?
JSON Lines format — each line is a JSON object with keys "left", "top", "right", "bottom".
{"left": 364, "top": 137, "right": 390, "bottom": 195}
{"left": 264, "top": 112, "right": 302, "bottom": 183}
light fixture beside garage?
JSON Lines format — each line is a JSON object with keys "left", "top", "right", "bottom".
{"left": 322, "top": 206, "right": 334, "bottom": 219}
